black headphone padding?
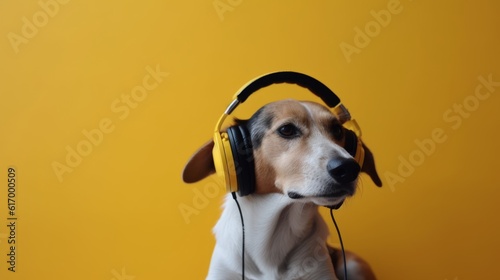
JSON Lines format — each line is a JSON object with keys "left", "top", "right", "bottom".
{"left": 343, "top": 129, "right": 358, "bottom": 158}
{"left": 227, "top": 125, "right": 256, "bottom": 196}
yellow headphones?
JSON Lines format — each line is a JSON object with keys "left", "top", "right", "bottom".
{"left": 212, "top": 71, "right": 365, "bottom": 196}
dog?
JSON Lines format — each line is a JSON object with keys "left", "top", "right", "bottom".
{"left": 183, "top": 98, "right": 382, "bottom": 279}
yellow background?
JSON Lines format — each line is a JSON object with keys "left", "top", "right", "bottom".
{"left": 1, "top": 0, "right": 499, "bottom": 279}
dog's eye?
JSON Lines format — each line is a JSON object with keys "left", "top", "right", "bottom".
{"left": 277, "top": 124, "right": 300, "bottom": 138}
{"left": 331, "top": 124, "right": 344, "bottom": 140}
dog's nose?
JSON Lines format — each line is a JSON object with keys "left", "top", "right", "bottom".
{"left": 327, "top": 158, "right": 360, "bottom": 184}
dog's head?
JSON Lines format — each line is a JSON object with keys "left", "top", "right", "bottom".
{"left": 182, "top": 99, "right": 381, "bottom": 207}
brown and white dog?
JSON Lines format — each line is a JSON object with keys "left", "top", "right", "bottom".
{"left": 183, "top": 99, "right": 382, "bottom": 280}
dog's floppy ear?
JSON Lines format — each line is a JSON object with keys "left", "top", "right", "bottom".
{"left": 182, "top": 140, "right": 215, "bottom": 183}
{"left": 361, "top": 142, "right": 382, "bottom": 187}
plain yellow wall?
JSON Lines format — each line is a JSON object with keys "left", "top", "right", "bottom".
{"left": 1, "top": 0, "right": 499, "bottom": 279}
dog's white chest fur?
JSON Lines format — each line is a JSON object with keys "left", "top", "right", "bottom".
{"left": 207, "top": 193, "right": 337, "bottom": 280}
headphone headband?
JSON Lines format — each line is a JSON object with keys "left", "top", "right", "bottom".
{"left": 217, "top": 71, "right": 356, "bottom": 132}
{"left": 234, "top": 71, "right": 341, "bottom": 107}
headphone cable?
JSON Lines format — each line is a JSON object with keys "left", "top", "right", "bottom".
{"left": 231, "top": 192, "right": 346, "bottom": 280}
{"left": 231, "top": 192, "right": 245, "bottom": 280}
{"left": 330, "top": 208, "right": 348, "bottom": 280}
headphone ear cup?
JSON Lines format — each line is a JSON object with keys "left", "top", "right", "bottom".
{"left": 212, "top": 131, "right": 238, "bottom": 193}
{"left": 227, "top": 125, "right": 256, "bottom": 196}
{"left": 344, "top": 129, "right": 358, "bottom": 157}
{"left": 344, "top": 129, "right": 365, "bottom": 168}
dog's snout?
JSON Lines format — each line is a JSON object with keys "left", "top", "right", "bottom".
{"left": 327, "top": 158, "right": 360, "bottom": 184}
